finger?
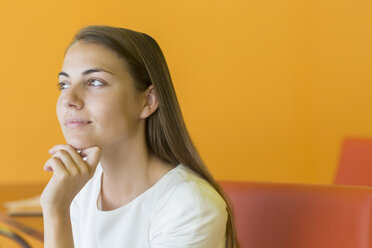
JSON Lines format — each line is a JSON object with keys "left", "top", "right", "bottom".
{"left": 45, "top": 157, "right": 68, "bottom": 177}
{"left": 49, "top": 144, "right": 90, "bottom": 175}
{"left": 52, "top": 149, "right": 79, "bottom": 175}
{"left": 43, "top": 158, "right": 53, "bottom": 172}
{"left": 80, "top": 146, "right": 102, "bottom": 176}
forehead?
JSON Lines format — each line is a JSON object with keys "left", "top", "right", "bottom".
{"left": 62, "top": 41, "right": 129, "bottom": 74}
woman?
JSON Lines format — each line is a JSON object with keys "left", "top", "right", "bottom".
{"left": 40, "top": 25, "right": 239, "bottom": 248}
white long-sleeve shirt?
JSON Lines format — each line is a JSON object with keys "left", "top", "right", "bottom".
{"left": 69, "top": 162, "right": 228, "bottom": 248}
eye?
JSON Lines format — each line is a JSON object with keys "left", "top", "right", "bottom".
{"left": 57, "top": 82, "right": 68, "bottom": 90}
{"left": 56, "top": 79, "right": 105, "bottom": 91}
{"left": 87, "top": 78, "right": 105, "bottom": 87}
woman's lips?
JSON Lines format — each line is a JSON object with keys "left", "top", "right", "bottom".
{"left": 65, "top": 118, "right": 92, "bottom": 128}
{"left": 66, "top": 122, "right": 91, "bottom": 128}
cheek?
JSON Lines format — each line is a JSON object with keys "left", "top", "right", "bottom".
{"left": 94, "top": 97, "right": 139, "bottom": 133}
{"left": 96, "top": 102, "right": 129, "bottom": 128}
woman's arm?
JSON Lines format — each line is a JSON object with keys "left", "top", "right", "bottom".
{"left": 40, "top": 144, "right": 102, "bottom": 248}
{"left": 43, "top": 208, "right": 74, "bottom": 248}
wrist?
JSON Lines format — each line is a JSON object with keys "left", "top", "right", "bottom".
{"left": 42, "top": 205, "right": 70, "bottom": 217}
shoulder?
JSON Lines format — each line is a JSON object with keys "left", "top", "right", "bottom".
{"left": 153, "top": 164, "right": 226, "bottom": 213}
{"left": 149, "top": 164, "right": 228, "bottom": 246}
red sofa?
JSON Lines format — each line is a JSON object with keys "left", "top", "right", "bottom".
{"left": 334, "top": 137, "right": 372, "bottom": 187}
{"left": 219, "top": 181, "right": 372, "bottom": 248}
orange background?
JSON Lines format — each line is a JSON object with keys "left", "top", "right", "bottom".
{"left": 0, "top": 0, "right": 371, "bottom": 185}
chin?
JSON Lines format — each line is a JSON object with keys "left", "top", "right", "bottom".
{"left": 65, "top": 137, "right": 96, "bottom": 150}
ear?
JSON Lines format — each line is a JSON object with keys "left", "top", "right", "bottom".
{"left": 139, "top": 84, "right": 159, "bottom": 119}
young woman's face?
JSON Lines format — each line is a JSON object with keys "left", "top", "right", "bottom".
{"left": 57, "top": 41, "right": 144, "bottom": 150}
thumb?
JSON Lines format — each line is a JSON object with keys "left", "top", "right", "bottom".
{"left": 80, "top": 146, "right": 102, "bottom": 174}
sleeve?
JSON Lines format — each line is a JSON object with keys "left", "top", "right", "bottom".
{"left": 149, "top": 181, "right": 228, "bottom": 248}
{"left": 70, "top": 195, "right": 81, "bottom": 248}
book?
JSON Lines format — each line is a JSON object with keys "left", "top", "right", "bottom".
{"left": 3, "top": 195, "right": 42, "bottom": 216}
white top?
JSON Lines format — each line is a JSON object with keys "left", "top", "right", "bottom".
{"left": 70, "top": 162, "right": 228, "bottom": 248}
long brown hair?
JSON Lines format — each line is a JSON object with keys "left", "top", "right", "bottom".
{"left": 65, "top": 24, "right": 239, "bottom": 248}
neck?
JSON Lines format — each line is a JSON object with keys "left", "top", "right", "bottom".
{"left": 99, "top": 132, "right": 154, "bottom": 195}
{"left": 97, "top": 125, "right": 176, "bottom": 203}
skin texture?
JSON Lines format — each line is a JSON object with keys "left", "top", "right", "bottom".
{"left": 41, "top": 41, "right": 174, "bottom": 247}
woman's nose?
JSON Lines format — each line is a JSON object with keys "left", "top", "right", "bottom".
{"left": 62, "top": 85, "right": 84, "bottom": 109}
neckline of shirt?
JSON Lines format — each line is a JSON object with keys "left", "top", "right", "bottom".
{"left": 95, "top": 162, "right": 184, "bottom": 214}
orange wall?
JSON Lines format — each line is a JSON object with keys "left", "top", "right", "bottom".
{"left": 0, "top": 0, "right": 371, "bottom": 185}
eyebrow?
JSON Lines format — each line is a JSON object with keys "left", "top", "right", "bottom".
{"left": 58, "top": 68, "right": 114, "bottom": 78}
